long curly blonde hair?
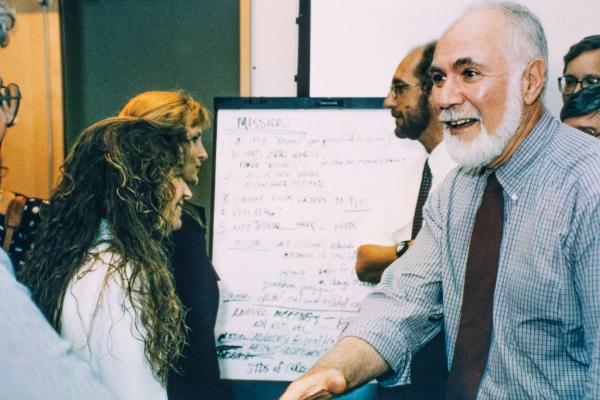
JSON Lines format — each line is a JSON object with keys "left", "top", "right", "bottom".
{"left": 20, "top": 117, "right": 189, "bottom": 384}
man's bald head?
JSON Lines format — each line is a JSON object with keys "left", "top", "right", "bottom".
{"left": 384, "top": 42, "right": 440, "bottom": 149}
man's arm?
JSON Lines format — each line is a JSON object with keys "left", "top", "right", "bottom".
{"left": 0, "top": 252, "right": 116, "bottom": 400}
{"left": 355, "top": 172, "right": 415, "bottom": 283}
{"left": 570, "top": 195, "right": 600, "bottom": 396}
{"left": 355, "top": 244, "right": 397, "bottom": 283}
{"left": 279, "top": 337, "right": 389, "bottom": 400}
{"left": 284, "top": 223, "right": 444, "bottom": 399}
{"left": 284, "top": 180, "right": 449, "bottom": 400}
{"left": 355, "top": 242, "right": 415, "bottom": 283}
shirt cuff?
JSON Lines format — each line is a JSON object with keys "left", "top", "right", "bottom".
{"left": 342, "top": 318, "right": 413, "bottom": 387}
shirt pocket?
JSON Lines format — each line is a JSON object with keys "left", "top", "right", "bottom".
{"left": 502, "top": 259, "right": 562, "bottom": 358}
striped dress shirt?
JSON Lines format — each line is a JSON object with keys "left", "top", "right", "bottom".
{"left": 344, "top": 110, "right": 600, "bottom": 398}
{"left": 0, "top": 250, "right": 115, "bottom": 400}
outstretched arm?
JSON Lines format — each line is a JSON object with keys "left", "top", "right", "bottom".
{"left": 285, "top": 181, "right": 451, "bottom": 399}
{"left": 280, "top": 337, "right": 389, "bottom": 400}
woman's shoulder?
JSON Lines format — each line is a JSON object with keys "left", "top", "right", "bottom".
{"left": 67, "top": 247, "right": 133, "bottom": 300}
{"left": 62, "top": 252, "right": 120, "bottom": 336}
{"left": 63, "top": 250, "right": 137, "bottom": 332}
{"left": 16, "top": 195, "right": 48, "bottom": 228}
{"left": 67, "top": 251, "right": 122, "bottom": 295}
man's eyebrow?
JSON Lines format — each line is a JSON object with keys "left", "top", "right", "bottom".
{"left": 452, "top": 57, "right": 484, "bottom": 70}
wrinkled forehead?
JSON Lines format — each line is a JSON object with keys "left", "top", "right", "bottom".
{"left": 433, "top": 9, "right": 510, "bottom": 70}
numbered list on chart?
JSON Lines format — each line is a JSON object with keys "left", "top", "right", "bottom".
{"left": 212, "top": 108, "right": 423, "bottom": 381}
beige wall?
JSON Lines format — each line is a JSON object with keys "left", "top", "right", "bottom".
{"left": 0, "top": 9, "right": 63, "bottom": 199}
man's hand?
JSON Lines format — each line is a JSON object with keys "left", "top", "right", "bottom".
{"left": 279, "top": 367, "right": 347, "bottom": 400}
{"left": 280, "top": 337, "right": 389, "bottom": 399}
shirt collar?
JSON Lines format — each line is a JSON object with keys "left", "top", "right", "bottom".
{"left": 494, "top": 109, "right": 558, "bottom": 194}
{"left": 93, "top": 219, "right": 112, "bottom": 252}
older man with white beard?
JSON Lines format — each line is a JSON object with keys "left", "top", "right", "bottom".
{"left": 280, "top": 2, "right": 600, "bottom": 400}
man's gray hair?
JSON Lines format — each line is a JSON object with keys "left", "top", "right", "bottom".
{"left": 0, "top": 0, "right": 15, "bottom": 48}
{"left": 468, "top": 1, "right": 548, "bottom": 88}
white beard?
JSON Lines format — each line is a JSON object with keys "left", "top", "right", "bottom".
{"left": 441, "top": 75, "right": 523, "bottom": 168}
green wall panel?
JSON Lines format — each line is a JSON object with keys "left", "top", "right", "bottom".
{"left": 60, "top": 0, "right": 239, "bottom": 217}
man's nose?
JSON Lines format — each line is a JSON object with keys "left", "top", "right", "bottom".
{"left": 572, "top": 80, "right": 584, "bottom": 95}
{"left": 431, "top": 78, "right": 463, "bottom": 111}
{"left": 383, "top": 88, "right": 396, "bottom": 109}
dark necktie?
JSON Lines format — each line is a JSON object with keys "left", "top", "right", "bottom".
{"left": 411, "top": 159, "right": 432, "bottom": 239}
{"left": 446, "top": 172, "right": 504, "bottom": 400}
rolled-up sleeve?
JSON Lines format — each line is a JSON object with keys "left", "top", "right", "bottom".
{"left": 343, "top": 188, "right": 446, "bottom": 387}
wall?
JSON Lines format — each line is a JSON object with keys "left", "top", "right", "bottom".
{"left": 0, "top": 1, "right": 63, "bottom": 198}
{"left": 7, "top": 0, "right": 596, "bottom": 198}
{"left": 252, "top": 0, "right": 600, "bottom": 118}
{"left": 60, "top": 0, "right": 240, "bottom": 213}
{"left": 250, "top": 0, "right": 299, "bottom": 96}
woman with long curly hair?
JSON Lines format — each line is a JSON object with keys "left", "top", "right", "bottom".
{"left": 119, "top": 90, "right": 225, "bottom": 399}
{"left": 20, "top": 117, "right": 192, "bottom": 400}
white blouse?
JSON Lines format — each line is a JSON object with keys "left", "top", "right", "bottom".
{"left": 60, "top": 238, "right": 167, "bottom": 400}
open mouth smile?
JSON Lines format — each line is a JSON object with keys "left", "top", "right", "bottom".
{"left": 442, "top": 118, "right": 478, "bottom": 129}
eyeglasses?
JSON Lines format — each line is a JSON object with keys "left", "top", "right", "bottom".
{"left": 0, "top": 82, "right": 21, "bottom": 127}
{"left": 557, "top": 75, "right": 599, "bottom": 95}
{"left": 389, "top": 81, "right": 421, "bottom": 99}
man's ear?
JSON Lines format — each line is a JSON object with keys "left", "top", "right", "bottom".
{"left": 521, "top": 58, "right": 545, "bottom": 105}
